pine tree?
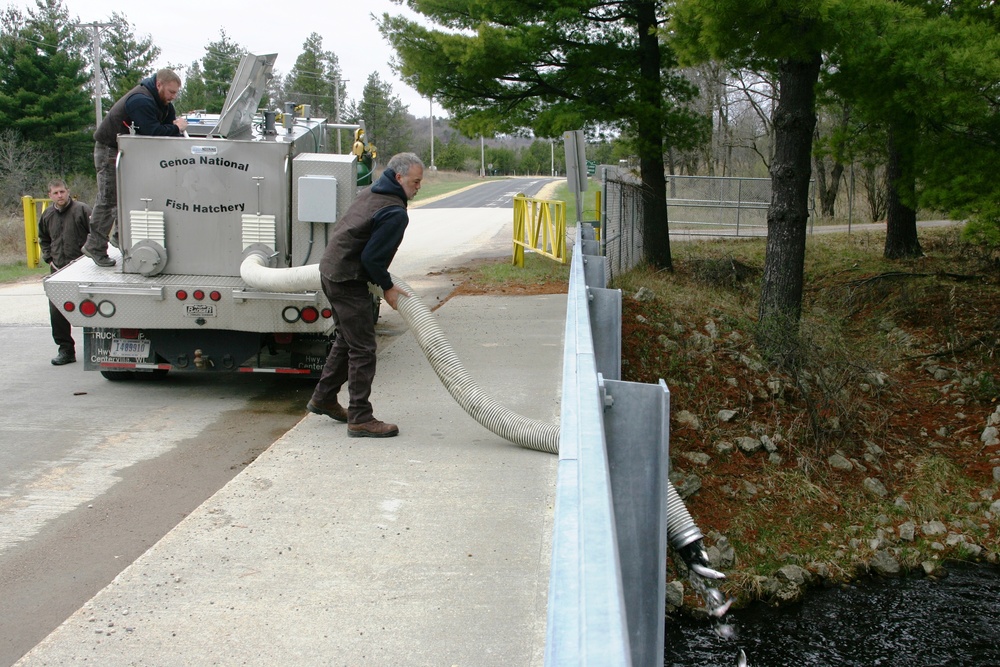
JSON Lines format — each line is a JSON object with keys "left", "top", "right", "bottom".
{"left": 380, "top": 0, "right": 707, "bottom": 270}
{"left": 0, "top": 0, "right": 92, "bottom": 174}
{"left": 345, "top": 72, "right": 412, "bottom": 160}
{"left": 99, "top": 12, "right": 160, "bottom": 105}
{"left": 284, "top": 33, "right": 347, "bottom": 121}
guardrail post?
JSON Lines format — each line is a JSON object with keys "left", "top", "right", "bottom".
{"left": 600, "top": 376, "right": 670, "bottom": 667}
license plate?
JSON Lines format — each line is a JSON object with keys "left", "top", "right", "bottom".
{"left": 185, "top": 304, "right": 217, "bottom": 317}
{"left": 110, "top": 338, "right": 151, "bottom": 359}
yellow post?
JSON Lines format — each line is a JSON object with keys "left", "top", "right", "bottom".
{"left": 512, "top": 194, "right": 526, "bottom": 266}
{"left": 594, "top": 190, "right": 602, "bottom": 241}
{"left": 22, "top": 195, "right": 44, "bottom": 269}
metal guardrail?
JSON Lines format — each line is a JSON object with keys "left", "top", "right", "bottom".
{"left": 545, "top": 222, "right": 670, "bottom": 666}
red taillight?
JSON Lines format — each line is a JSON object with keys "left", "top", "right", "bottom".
{"left": 273, "top": 333, "right": 293, "bottom": 344}
{"left": 79, "top": 299, "right": 98, "bottom": 317}
{"left": 176, "top": 290, "right": 188, "bottom": 300}
{"left": 193, "top": 289, "right": 205, "bottom": 300}
{"left": 119, "top": 329, "right": 140, "bottom": 339}
{"left": 321, "top": 308, "right": 332, "bottom": 318}
{"left": 209, "top": 291, "right": 222, "bottom": 302}
{"left": 300, "top": 306, "right": 319, "bottom": 324}
{"left": 63, "top": 302, "right": 75, "bottom": 312}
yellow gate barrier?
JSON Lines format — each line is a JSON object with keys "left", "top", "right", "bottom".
{"left": 22, "top": 195, "right": 50, "bottom": 269}
{"left": 512, "top": 193, "right": 567, "bottom": 267}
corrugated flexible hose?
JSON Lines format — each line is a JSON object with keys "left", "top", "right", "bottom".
{"left": 239, "top": 254, "right": 715, "bottom": 574}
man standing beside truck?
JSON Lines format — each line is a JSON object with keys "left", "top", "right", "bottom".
{"left": 38, "top": 179, "right": 91, "bottom": 365}
{"left": 307, "top": 152, "right": 424, "bottom": 438}
{"left": 83, "top": 68, "right": 189, "bottom": 268}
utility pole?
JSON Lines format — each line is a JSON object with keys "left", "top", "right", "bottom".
{"left": 334, "top": 76, "right": 342, "bottom": 152}
{"left": 81, "top": 22, "right": 112, "bottom": 127}
{"left": 429, "top": 96, "right": 435, "bottom": 170}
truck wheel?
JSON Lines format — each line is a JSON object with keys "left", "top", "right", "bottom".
{"left": 100, "top": 370, "right": 135, "bottom": 381}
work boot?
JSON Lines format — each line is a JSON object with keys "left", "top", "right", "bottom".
{"left": 306, "top": 398, "right": 348, "bottom": 423}
{"left": 348, "top": 418, "right": 399, "bottom": 438}
{"left": 82, "top": 247, "right": 116, "bottom": 267}
{"left": 51, "top": 350, "right": 76, "bottom": 366}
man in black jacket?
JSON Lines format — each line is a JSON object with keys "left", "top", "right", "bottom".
{"left": 83, "top": 69, "right": 189, "bottom": 267}
{"left": 307, "top": 152, "right": 424, "bottom": 438}
{"left": 38, "top": 179, "right": 91, "bottom": 365}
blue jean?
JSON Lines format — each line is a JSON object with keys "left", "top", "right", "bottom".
{"left": 85, "top": 143, "right": 117, "bottom": 257}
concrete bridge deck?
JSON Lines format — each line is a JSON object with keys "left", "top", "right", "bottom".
{"left": 16, "top": 293, "right": 566, "bottom": 667}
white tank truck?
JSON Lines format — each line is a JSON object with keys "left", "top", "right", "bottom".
{"left": 43, "top": 53, "right": 376, "bottom": 380}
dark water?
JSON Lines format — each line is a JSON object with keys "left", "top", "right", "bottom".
{"left": 665, "top": 562, "right": 1000, "bottom": 667}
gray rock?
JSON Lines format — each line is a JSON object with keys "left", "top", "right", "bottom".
{"left": 665, "top": 580, "right": 684, "bottom": 608}
{"left": 776, "top": 564, "right": 811, "bottom": 586}
{"left": 963, "top": 543, "right": 984, "bottom": 558}
{"left": 870, "top": 550, "right": 901, "bottom": 577}
{"left": 990, "top": 406, "right": 1000, "bottom": 427}
{"left": 761, "top": 435, "right": 778, "bottom": 453}
{"left": 704, "top": 319, "right": 719, "bottom": 339}
{"left": 675, "top": 410, "right": 702, "bottom": 431}
{"left": 898, "top": 522, "right": 915, "bottom": 541}
{"left": 635, "top": 314, "right": 648, "bottom": 324}
{"left": 982, "top": 426, "right": 999, "bottom": 447}
{"left": 828, "top": 454, "right": 853, "bottom": 471}
{"left": 633, "top": 286, "right": 656, "bottom": 302}
{"left": 863, "top": 477, "right": 889, "bottom": 498}
{"left": 768, "top": 453, "right": 783, "bottom": 465}
{"left": 690, "top": 332, "right": 715, "bottom": 352}
{"left": 717, "top": 409, "right": 739, "bottom": 423}
{"left": 671, "top": 473, "right": 702, "bottom": 499}
{"left": 715, "top": 440, "right": 735, "bottom": 454}
{"left": 736, "top": 436, "right": 762, "bottom": 453}
{"left": 922, "top": 521, "right": 947, "bottom": 537}
{"left": 681, "top": 451, "right": 711, "bottom": 466}
{"left": 657, "top": 335, "right": 680, "bottom": 352}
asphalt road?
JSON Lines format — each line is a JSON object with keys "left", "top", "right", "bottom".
{"left": 0, "top": 177, "right": 546, "bottom": 666}
{"left": 417, "top": 176, "right": 555, "bottom": 209}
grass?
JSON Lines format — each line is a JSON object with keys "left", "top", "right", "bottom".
{"left": 549, "top": 179, "right": 602, "bottom": 226}
{"left": 0, "top": 261, "right": 47, "bottom": 283}
{"left": 455, "top": 224, "right": 999, "bottom": 606}
{"left": 450, "top": 252, "right": 570, "bottom": 296}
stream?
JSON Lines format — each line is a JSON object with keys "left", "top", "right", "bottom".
{"left": 665, "top": 561, "right": 1000, "bottom": 666}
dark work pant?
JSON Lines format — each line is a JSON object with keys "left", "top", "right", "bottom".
{"left": 85, "top": 142, "right": 117, "bottom": 257}
{"left": 49, "top": 266, "right": 73, "bottom": 354}
{"left": 311, "top": 278, "right": 377, "bottom": 424}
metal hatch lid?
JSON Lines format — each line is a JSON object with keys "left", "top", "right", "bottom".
{"left": 204, "top": 53, "right": 277, "bottom": 138}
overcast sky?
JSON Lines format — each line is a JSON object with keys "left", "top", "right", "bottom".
{"left": 31, "top": 0, "right": 437, "bottom": 118}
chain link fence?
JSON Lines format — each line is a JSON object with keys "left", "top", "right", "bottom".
{"left": 600, "top": 170, "right": 815, "bottom": 282}
{"left": 601, "top": 167, "right": 647, "bottom": 283}
{"left": 666, "top": 175, "right": 772, "bottom": 237}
